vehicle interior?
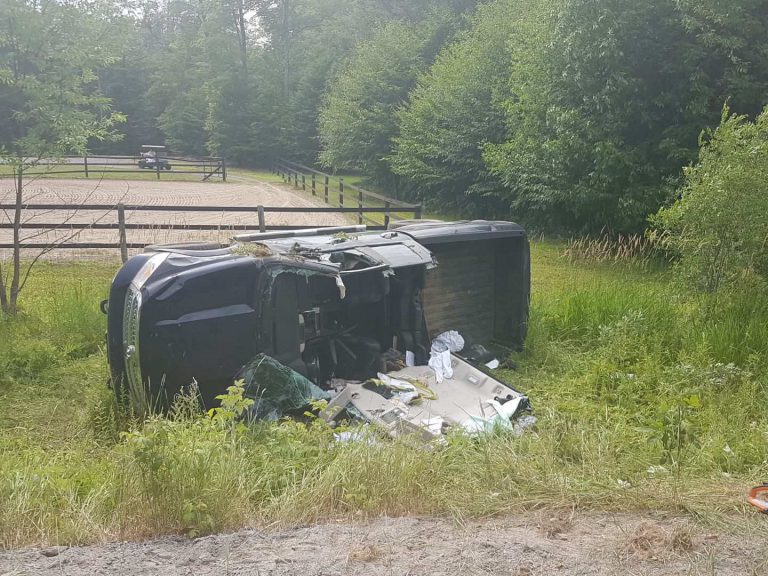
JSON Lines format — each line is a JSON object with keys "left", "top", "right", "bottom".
{"left": 263, "top": 264, "right": 428, "bottom": 388}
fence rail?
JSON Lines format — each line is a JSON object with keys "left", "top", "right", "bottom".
{"left": 273, "top": 159, "right": 421, "bottom": 227}
{"left": 0, "top": 202, "right": 396, "bottom": 261}
{"left": 0, "top": 162, "right": 421, "bottom": 259}
{"left": 8, "top": 154, "right": 227, "bottom": 181}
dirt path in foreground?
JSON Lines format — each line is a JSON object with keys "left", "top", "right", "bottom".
{"left": 1, "top": 512, "right": 765, "bottom": 575}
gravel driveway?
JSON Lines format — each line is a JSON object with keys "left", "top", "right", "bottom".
{"left": 0, "top": 513, "right": 763, "bottom": 576}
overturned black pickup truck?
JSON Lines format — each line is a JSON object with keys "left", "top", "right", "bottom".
{"left": 105, "top": 220, "right": 531, "bottom": 435}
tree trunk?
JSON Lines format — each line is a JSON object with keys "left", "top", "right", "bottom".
{"left": 7, "top": 167, "right": 22, "bottom": 315}
{"left": 0, "top": 261, "right": 7, "bottom": 314}
{"left": 235, "top": 0, "right": 248, "bottom": 75}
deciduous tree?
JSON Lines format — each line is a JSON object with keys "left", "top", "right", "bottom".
{"left": 0, "top": 0, "right": 123, "bottom": 314}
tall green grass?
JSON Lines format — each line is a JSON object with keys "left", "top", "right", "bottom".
{"left": 2, "top": 244, "right": 768, "bottom": 548}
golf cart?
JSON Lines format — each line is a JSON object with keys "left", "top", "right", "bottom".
{"left": 138, "top": 145, "right": 172, "bottom": 170}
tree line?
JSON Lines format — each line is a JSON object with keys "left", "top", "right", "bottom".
{"left": 2, "top": 0, "right": 768, "bottom": 235}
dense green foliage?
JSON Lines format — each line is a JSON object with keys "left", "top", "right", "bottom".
{"left": 318, "top": 17, "right": 455, "bottom": 181}
{"left": 483, "top": 0, "right": 768, "bottom": 233}
{"left": 0, "top": 0, "right": 124, "bottom": 162}
{"left": 654, "top": 107, "right": 768, "bottom": 292}
{"left": 389, "top": 0, "right": 522, "bottom": 212}
{"left": 2, "top": 0, "right": 768, "bottom": 230}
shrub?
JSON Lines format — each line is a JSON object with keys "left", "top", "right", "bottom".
{"left": 118, "top": 383, "right": 257, "bottom": 537}
{"left": 653, "top": 106, "right": 768, "bottom": 292}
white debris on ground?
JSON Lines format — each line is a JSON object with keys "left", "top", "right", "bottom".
{"left": 428, "top": 330, "right": 465, "bottom": 383}
{"left": 322, "top": 346, "right": 535, "bottom": 441}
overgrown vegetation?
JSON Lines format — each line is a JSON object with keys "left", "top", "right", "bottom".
{"left": 654, "top": 107, "right": 768, "bottom": 293}
{"left": 2, "top": 241, "right": 768, "bottom": 549}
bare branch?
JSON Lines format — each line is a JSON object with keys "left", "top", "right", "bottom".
{"left": 17, "top": 180, "right": 130, "bottom": 294}
{"left": 20, "top": 170, "right": 110, "bottom": 241}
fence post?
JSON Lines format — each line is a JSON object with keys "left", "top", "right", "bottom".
{"left": 83, "top": 156, "right": 89, "bottom": 178}
{"left": 358, "top": 190, "right": 363, "bottom": 224}
{"left": 415, "top": 204, "right": 423, "bottom": 219}
{"left": 311, "top": 174, "right": 316, "bottom": 196}
{"left": 156, "top": 157, "right": 161, "bottom": 180}
{"left": 294, "top": 171, "right": 298, "bottom": 187}
{"left": 339, "top": 178, "right": 344, "bottom": 208}
{"left": 384, "top": 201, "right": 391, "bottom": 229}
{"left": 257, "top": 205, "right": 266, "bottom": 233}
{"left": 117, "top": 203, "right": 128, "bottom": 263}
{"left": 221, "top": 159, "right": 227, "bottom": 182}
{"left": 301, "top": 174, "right": 306, "bottom": 191}
{"left": 324, "top": 175, "right": 329, "bottom": 203}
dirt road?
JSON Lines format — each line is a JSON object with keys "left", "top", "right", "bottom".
{"left": 0, "top": 177, "right": 348, "bottom": 259}
{"left": 1, "top": 512, "right": 763, "bottom": 575}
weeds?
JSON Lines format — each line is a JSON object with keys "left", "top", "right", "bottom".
{"left": 119, "top": 384, "right": 257, "bottom": 538}
{"left": 563, "top": 232, "right": 665, "bottom": 269}
{"left": 621, "top": 521, "right": 694, "bottom": 560}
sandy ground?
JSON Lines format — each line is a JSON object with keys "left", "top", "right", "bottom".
{"left": 1, "top": 512, "right": 765, "bottom": 576}
{"left": 0, "top": 177, "right": 349, "bottom": 260}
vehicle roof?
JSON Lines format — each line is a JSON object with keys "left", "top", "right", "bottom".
{"left": 146, "top": 220, "right": 526, "bottom": 273}
{"left": 261, "top": 231, "right": 436, "bottom": 270}
{"left": 258, "top": 220, "right": 524, "bottom": 270}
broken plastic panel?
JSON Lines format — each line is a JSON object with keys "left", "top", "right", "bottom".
{"left": 322, "top": 354, "right": 532, "bottom": 439}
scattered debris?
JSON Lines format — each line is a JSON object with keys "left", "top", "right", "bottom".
{"left": 230, "top": 243, "right": 272, "bottom": 257}
{"left": 429, "top": 330, "right": 464, "bottom": 383}
{"left": 321, "top": 353, "right": 534, "bottom": 440}
{"left": 748, "top": 483, "right": 768, "bottom": 513}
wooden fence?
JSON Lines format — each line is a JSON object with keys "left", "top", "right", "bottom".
{"left": 273, "top": 159, "right": 421, "bottom": 227}
{"left": 19, "top": 155, "right": 226, "bottom": 181}
{"left": 0, "top": 202, "right": 404, "bottom": 262}
{"left": 0, "top": 163, "right": 421, "bottom": 259}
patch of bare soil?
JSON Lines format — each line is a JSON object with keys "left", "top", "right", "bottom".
{"left": 0, "top": 177, "right": 349, "bottom": 260}
{"left": 1, "top": 513, "right": 764, "bottom": 576}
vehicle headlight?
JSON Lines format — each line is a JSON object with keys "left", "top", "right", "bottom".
{"left": 131, "top": 253, "right": 169, "bottom": 290}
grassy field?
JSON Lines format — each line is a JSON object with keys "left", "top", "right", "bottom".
{"left": 2, "top": 242, "right": 768, "bottom": 548}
